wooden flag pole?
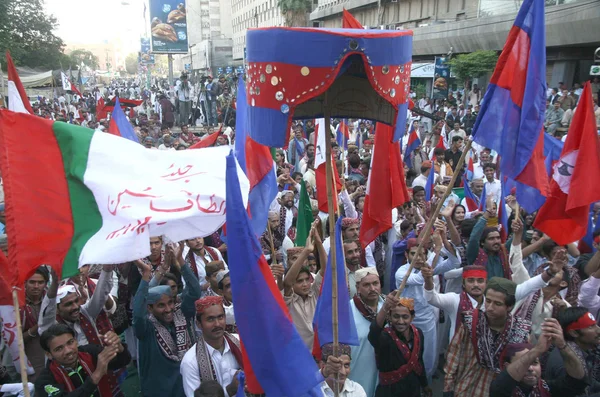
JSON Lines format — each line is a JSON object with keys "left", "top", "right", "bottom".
{"left": 12, "top": 288, "right": 31, "bottom": 397}
{"left": 323, "top": 95, "right": 340, "bottom": 397}
{"left": 266, "top": 220, "right": 278, "bottom": 266}
{"left": 395, "top": 139, "right": 473, "bottom": 297}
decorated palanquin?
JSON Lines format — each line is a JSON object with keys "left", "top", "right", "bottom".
{"left": 243, "top": 27, "right": 414, "bottom": 147}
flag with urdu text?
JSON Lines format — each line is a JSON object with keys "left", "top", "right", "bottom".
{"left": 0, "top": 110, "right": 249, "bottom": 284}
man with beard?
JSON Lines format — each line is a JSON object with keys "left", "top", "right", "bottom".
{"left": 444, "top": 277, "right": 532, "bottom": 397}
{"left": 260, "top": 211, "right": 293, "bottom": 266}
{"left": 467, "top": 201, "right": 511, "bottom": 278}
{"left": 133, "top": 244, "right": 201, "bottom": 397}
{"left": 180, "top": 297, "right": 242, "bottom": 397}
{"left": 490, "top": 319, "right": 586, "bottom": 397}
{"left": 319, "top": 343, "right": 367, "bottom": 396}
{"left": 21, "top": 267, "right": 50, "bottom": 380}
{"left": 343, "top": 240, "right": 363, "bottom": 298}
{"left": 324, "top": 218, "right": 376, "bottom": 268}
{"left": 396, "top": 230, "right": 460, "bottom": 380}
{"left": 545, "top": 307, "right": 600, "bottom": 395}
{"left": 368, "top": 295, "right": 430, "bottom": 397}
{"left": 270, "top": 190, "right": 297, "bottom": 236}
{"left": 184, "top": 237, "right": 227, "bottom": 290}
{"left": 35, "top": 324, "right": 131, "bottom": 397}
{"left": 349, "top": 267, "right": 386, "bottom": 396}
{"left": 299, "top": 143, "right": 316, "bottom": 174}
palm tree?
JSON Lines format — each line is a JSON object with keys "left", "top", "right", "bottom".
{"left": 277, "top": 0, "right": 312, "bottom": 27}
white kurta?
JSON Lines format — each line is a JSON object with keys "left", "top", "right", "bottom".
{"left": 349, "top": 297, "right": 384, "bottom": 397}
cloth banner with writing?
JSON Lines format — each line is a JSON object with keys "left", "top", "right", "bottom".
{"left": 0, "top": 110, "right": 250, "bottom": 283}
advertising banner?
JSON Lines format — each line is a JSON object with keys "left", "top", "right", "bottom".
{"left": 432, "top": 56, "right": 450, "bottom": 99}
{"left": 149, "top": 0, "right": 189, "bottom": 54}
{"left": 140, "top": 38, "right": 155, "bottom": 65}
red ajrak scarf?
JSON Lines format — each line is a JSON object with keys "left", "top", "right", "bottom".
{"left": 473, "top": 245, "right": 512, "bottom": 279}
{"left": 511, "top": 380, "right": 551, "bottom": 397}
{"left": 463, "top": 309, "right": 531, "bottom": 373}
{"left": 48, "top": 351, "right": 112, "bottom": 397}
{"left": 378, "top": 324, "right": 423, "bottom": 385}
{"left": 456, "top": 291, "right": 475, "bottom": 329}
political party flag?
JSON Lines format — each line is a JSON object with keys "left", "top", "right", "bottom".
{"left": 360, "top": 123, "right": 410, "bottom": 248}
{"left": 471, "top": 0, "right": 548, "bottom": 213}
{"left": 466, "top": 156, "right": 475, "bottom": 181}
{"left": 577, "top": 208, "right": 598, "bottom": 254}
{"left": 479, "top": 183, "right": 488, "bottom": 212}
{"left": 0, "top": 110, "right": 249, "bottom": 282}
{"left": 96, "top": 97, "right": 108, "bottom": 120}
{"left": 108, "top": 97, "right": 139, "bottom": 143}
{"left": 342, "top": 8, "right": 363, "bottom": 28}
{"left": 60, "top": 71, "right": 71, "bottom": 91}
{"left": 314, "top": 216, "right": 359, "bottom": 349}
{"left": 403, "top": 125, "right": 421, "bottom": 169}
{"left": 436, "top": 123, "right": 448, "bottom": 152}
{"left": 233, "top": 78, "right": 277, "bottom": 237}
{"left": 225, "top": 152, "right": 323, "bottom": 396}
{"left": 296, "top": 180, "right": 313, "bottom": 246}
{"left": 190, "top": 125, "right": 222, "bottom": 149}
{"left": 462, "top": 176, "right": 480, "bottom": 212}
{"left": 534, "top": 82, "right": 600, "bottom": 245}
{"left": 425, "top": 165, "right": 436, "bottom": 202}
{"left": 315, "top": 118, "right": 343, "bottom": 213}
{"left": 336, "top": 119, "right": 350, "bottom": 150}
{"left": 5, "top": 51, "right": 33, "bottom": 114}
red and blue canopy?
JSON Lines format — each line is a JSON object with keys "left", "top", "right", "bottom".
{"left": 245, "top": 27, "right": 413, "bottom": 147}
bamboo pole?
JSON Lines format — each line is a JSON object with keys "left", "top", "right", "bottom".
{"left": 323, "top": 96, "right": 340, "bottom": 397}
{"left": 12, "top": 288, "right": 31, "bottom": 397}
{"left": 266, "top": 220, "right": 278, "bottom": 266}
{"left": 396, "top": 139, "right": 473, "bottom": 297}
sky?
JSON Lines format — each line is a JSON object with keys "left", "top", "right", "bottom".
{"left": 45, "top": 0, "right": 147, "bottom": 53}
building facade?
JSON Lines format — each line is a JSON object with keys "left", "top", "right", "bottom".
{"left": 181, "top": 0, "right": 235, "bottom": 75}
{"left": 310, "top": 0, "right": 600, "bottom": 87}
{"left": 231, "top": 0, "right": 287, "bottom": 60}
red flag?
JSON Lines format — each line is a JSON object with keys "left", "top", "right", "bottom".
{"left": 534, "top": 82, "right": 600, "bottom": 245}
{"left": 5, "top": 51, "right": 33, "bottom": 114}
{"left": 96, "top": 97, "right": 108, "bottom": 120}
{"left": 190, "top": 126, "right": 223, "bottom": 149}
{"left": 70, "top": 81, "right": 82, "bottom": 97}
{"left": 342, "top": 9, "right": 362, "bottom": 29}
{"left": 314, "top": 119, "right": 342, "bottom": 213}
{"left": 360, "top": 124, "right": 410, "bottom": 248}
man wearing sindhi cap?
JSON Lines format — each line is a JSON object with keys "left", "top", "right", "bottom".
{"left": 180, "top": 296, "right": 242, "bottom": 397}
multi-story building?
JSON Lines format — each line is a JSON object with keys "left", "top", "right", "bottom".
{"left": 181, "top": 0, "right": 234, "bottom": 75}
{"left": 309, "top": 0, "right": 600, "bottom": 87}
{"left": 231, "top": 0, "right": 287, "bottom": 60}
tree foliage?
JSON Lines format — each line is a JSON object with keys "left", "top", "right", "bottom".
{"left": 68, "top": 49, "right": 99, "bottom": 69}
{"left": 0, "top": 0, "right": 68, "bottom": 69}
{"left": 277, "top": 0, "right": 311, "bottom": 27}
{"left": 447, "top": 50, "right": 499, "bottom": 84}
{"left": 125, "top": 53, "right": 139, "bottom": 75}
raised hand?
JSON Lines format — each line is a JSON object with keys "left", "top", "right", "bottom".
{"left": 135, "top": 259, "right": 152, "bottom": 281}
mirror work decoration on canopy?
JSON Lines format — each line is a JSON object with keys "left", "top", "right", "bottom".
{"left": 244, "top": 27, "right": 414, "bottom": 147}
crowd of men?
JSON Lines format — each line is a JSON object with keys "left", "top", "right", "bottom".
{"left": 1, "top": 75, "right": 600, "bottom": 397}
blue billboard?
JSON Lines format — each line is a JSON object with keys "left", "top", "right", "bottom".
{"left": 149, "top": 0, "right": 189, "bottom": 54}
{"left": 140, "top": 38, "right": 155, "bottom": 65}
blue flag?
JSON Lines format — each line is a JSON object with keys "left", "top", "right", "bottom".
{"left": 313, "top": 217, "right": 359, "bottom": 347}
{"left": 225, "top": 152, "right": 323, "bottom": 397}
{"left": 479, "top": 183, "right": 487, "bottom": 212}
{"left": 108, "top": 97, "right": 139, "bottom": 143}
{"left": 425, "top": 167, "right": 435, "bottom": 202}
